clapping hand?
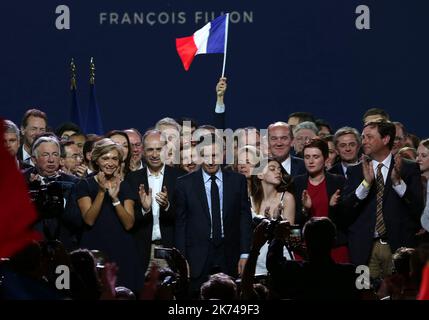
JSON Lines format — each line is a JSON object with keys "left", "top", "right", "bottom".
{"left": 139, "top": 184, "right": 152, "bottom": 212}
{"left": 107, "top": 175, "right": 121, "bottom": 201}
{"left": 155, "top": 186, "right": 169, "bottom": 209}
{"left": 391, "top": 153, "right": 403, "bottom": 185}
{"left": 361, "top": 154, "right": 374, "bottom": 186}
{"left": 329, "top": 189, "right": 341, "bottom": 206}
{"left": 75, "top": 164, "right": 88, "bottom": 178}
{"left": 96, "top": 172, "right": 108, "bottom": 192}
{"left": 302, "top": 190, "right": 312, "bottom": 210}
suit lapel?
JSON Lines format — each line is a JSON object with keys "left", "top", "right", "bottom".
{"left": 290, "top": 157, "right": 296, "bottom": 176}
{"left": 383, "top": 157, "right": 394, "bottom": 202}
{"left": 222, "top": 170, "right": 229, "bottom": 220}
{"left": 196, "top": 169, "right": 211, "bottom": 221}
{"left": 142, "top": 169, "right": 149, "bottom": 193}
{"left": 162, "top": 166, "right": 171, "bottom": 193}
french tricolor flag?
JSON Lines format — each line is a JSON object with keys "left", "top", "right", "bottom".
{"left": 176, "top": 14, "right": 229, "bottom": 71}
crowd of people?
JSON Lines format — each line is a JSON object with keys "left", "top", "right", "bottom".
{"left": 2, "top": 77, "right": 429, "bottom": 300}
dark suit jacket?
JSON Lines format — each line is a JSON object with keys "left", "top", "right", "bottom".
{"left": 175, "top": 168, "right": 252, "bottom": 278}
{"left": 293, "top": 172, "right": 348, "bottom": 246}
{"left": 23, "top": 168, "right": 83, "bottom": 250}
{"left": 213, "top": 111, "right": 225, "bottom": 130}
{"left": 342, "top": 157, "right": 424, "bottom": 266}
{"left": 17, "top": 144, "right": 24, "bottom": 162}
{"left": 290, "top": 156, "right": 306, "bottom": 177}
{"left": 328, "top": 162, "right": 346, "bottom": 177}
{"left": 120, "top": 165, "right": 185, "bottom": 274}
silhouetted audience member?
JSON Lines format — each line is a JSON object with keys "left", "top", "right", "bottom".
{"left": 69, "top": 249, "right": 102, "bottom": 300}
{"left": 377, "top": 247, "right": 418, "bottom": 300}
{"left": 200, "top": 273, "right": 237, "bottom": 300}
{"left": 115, "top": 286, "right": 136, "bottom": 300}
{"left": 267, "top": 217, "right": 359, "bottom": 300}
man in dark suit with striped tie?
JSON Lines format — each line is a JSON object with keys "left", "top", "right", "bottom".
{"left": 343, "top": 120, "right": 423, "bottom": 280}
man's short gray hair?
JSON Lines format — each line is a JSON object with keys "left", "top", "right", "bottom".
{"left": 4, "top": 119, "right": 20, "bottom": 140}
{"left": 31, "top": 136, "right": 61, "bottom": 157}
{"left": 155, "top": 117, "right": 181, "bottom": 132}
{"left": 293, "top": 121, "right": 319, "bottom": 137}
{"left": 333, "top": 126, "right": 362, "bottom": 146}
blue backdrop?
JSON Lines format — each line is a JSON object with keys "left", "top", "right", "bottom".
{"left": 1, "top": 1, "right": 428, "bottom": 137}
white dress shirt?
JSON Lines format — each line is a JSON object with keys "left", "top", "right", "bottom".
{"left": 281, "top": 156, "right": 291, "bottom": 175}
{"left": 215, "top": 102, "right": 225, "bottom": 114}
{"left": 22, "top": 147, "right": 34, "bottom": 166}
{"left": 355, "top": 153, "right": 406, "bottom": 200}
{"left": 146, "top": 166, "right": 165, "bottom": 241}
{"left": 421, "top": 183, "right": 429, "bottom": 232}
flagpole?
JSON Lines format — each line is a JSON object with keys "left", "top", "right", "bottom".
{"left": 221, "top": 13, "right": 229, "bottom": 77}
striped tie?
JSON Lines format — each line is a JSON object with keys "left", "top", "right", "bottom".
{"left": 375, "top": 163, "right": 386, "bottom": 236}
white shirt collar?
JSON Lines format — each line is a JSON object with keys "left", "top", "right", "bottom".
{"left": 202, "top": 168, "right": 223, "bottom": 183}
{"left": 372, "top": 153, "right": 392, "bottom": 171}
{"left": 147, "top": 165, "right": 165, "bottom": 178}
{"left": 22, "top": 147, "right": 31, "bottom": 161}
{"left": 281, "top": 156, "right": 291, "bottom": 174}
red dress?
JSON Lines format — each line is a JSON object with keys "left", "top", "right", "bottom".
{"left": 306, "top": 178, "right": 350, "bottom": 263}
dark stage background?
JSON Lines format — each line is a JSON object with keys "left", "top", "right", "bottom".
{"left": 1, "top": 1, "right": 428, "bottom": 136}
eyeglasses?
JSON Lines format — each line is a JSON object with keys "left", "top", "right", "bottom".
{"left": 67, "top": 154, "right": 83, "bottom": 160}
{"left": 295, "top": 136, "right": 312, "bottom": 142}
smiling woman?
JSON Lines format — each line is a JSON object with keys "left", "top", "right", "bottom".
{"left": 76, "top": 138, "right": 141, "bottom": 292}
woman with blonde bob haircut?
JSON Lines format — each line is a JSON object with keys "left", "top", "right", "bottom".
{"left": 76, "top": 138, "right": 141, "bottom": 291}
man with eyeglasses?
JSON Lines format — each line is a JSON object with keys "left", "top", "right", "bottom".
{"left": 292, "top": 121, "right": 319, "bottom": 158}
{"left": 60, "top": 141, "right": 83, "bottom": 177}
{"left": 330, "top": 127, "right": 362, "bottom": 178}
{"left": 125, "top": 128, "right": 144, "bottom": 171}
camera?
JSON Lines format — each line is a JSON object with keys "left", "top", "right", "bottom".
{"left": 253, "top": 216, "right": 281, "bottom": 241}
{"left": 91, "top": 250, "right": 107, "bottom": 270}
{"left": 29, "top": 181, "right": 64, "bottom": 220}
{"left": 288, "top": 224, "right": 302, "bottom": 247}
{"left": 154, "top": 247, "right": 172, "bottom": 260}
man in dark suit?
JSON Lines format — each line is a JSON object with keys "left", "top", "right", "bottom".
{"left": 121, "top": 129, "right": 185, "bottom": 276}
{"left": 175, "top": 133, "right": 252, "bottom": 293}
{"left": 3, "top": 119, "right": 32, "bottom": 171}
{"left": 17, "top": 108, "right": 48, "bottom": 166}
{"left": 23, "top": 135, "right": 82, "bottom": 250}
{"left": 329, "top": 126, "right": 362, "bottom": 178}
{"left": 268, "top": 122, "right": 306, "bottom": 177}
{"left": 343, "top": 121, "right": 424, "bottom": 279}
